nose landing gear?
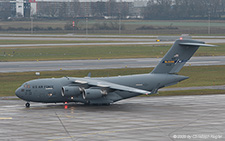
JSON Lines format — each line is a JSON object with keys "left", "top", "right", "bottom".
{"left": 25, "top": 102, "right": 30, "bottom": 108}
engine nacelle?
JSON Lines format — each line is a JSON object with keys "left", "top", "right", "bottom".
{"left": 83, "top": 89, "right": 107, "bottom": 100}
{"left": 61, "top": 86, "right": 81, "bottom": 97}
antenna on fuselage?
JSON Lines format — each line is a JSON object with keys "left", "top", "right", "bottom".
{"left": 87, "top": 72, "right": 91, "bottom": 78}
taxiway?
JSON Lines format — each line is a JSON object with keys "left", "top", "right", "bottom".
{"left": 0, "top": 39, "right": 225, "bottom": 48}
{"left": 0, "top": 95, "right": 224, "bottom": 141}
{"left": 0, "top": 34, "right": 225, "bottom": 48}
{"left": 1, "top": 33, "right": 225, "bottom": 38}
{"left": 0, "top": 56, "right": 225, "bottom": 73}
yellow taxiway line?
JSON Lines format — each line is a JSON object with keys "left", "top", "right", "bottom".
{"left": 0, "top": 117, "right": 13, "bottom": 120}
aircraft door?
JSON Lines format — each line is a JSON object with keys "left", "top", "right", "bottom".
{"left": 37, "top": 85, "right": 55, "bottom": 102}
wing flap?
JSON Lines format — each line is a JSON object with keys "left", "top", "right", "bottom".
{"left": 74, "top": 78, "right": 151, "bottom": 95}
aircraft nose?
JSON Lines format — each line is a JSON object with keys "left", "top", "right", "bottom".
{"left": 15, "top": 87, "right": 22, "bottom": 98}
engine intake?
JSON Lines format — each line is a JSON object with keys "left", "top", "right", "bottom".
{"left": 61, "top": 86, "right": 81, "bottom": 97}
{"left": 83, "top": 89, "right": 107, "bottom": 100}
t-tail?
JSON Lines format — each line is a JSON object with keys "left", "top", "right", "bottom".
{"left": 151, "top": 39, "right": 216, "bottom": 74}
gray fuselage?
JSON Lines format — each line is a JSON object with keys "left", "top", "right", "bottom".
{"left": 15, "top": 39, "right": 212, "bottom": 106}
{"left": 15, "top": 73, "right": 188, "bottom": 104}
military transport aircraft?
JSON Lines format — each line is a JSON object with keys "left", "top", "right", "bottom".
{"left": 15, "top": 39, "right": 215, "bottom": 107}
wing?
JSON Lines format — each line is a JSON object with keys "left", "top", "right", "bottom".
{"left": 74, "top": 78, "right": 151, "bottom": 95}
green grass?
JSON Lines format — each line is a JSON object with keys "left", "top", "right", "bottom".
{"left": 147, "top": 89, "right": 225, "bottom": 97}
{"left": 1, "top": 65, "right": 225, "bottom": 97}
{"left": 120, "top": 20, "right": 225, "bottom": 27}
{"left": 176, "top": 65, "right": 225, "bottom": 87}
{"left": 1, "top": 20, "right": 225, "bottom": 35}
{"left": 1, "top": 20, "right": 224, "bottom": 29}
{"left": 0, "top": 45, "right": 170, "bottom": 61}
{"left": 1, "top": 43, "right": 225, "bottom": 62}
{"left": 197, "top": 43, "right": 225, "bottom": 56}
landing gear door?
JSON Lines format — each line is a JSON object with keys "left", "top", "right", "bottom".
{"left": 151, "top": 83, "right": 160, "bottom": 94}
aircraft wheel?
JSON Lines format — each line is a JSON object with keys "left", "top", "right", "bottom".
{"left": 102, "top": 103, "right": 110, "bottom": 106}
{"left": 25, "top": 102, "right": 30, "bottom": 108}
{"left": 105, "top": 103, "right": 110, "bottom": 106}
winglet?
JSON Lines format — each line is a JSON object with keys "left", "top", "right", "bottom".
{"left": 87, "top": 72, "right": 91, "bottom": 78}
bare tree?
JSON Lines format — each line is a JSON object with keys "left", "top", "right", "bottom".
{"left": 143, "top": 0, "right": 172, "bottom": 20}
{"left": 58, "top": 2, "right": 67, "bottom": 18}
{"left": 91, "top": 1, "right": 106, "bottom": 17}
{"left": 120, "top": 2, "right": 130, "bottom": 19}
{"left": 70, "top": 0, "right": 80, "bottom": 17}
{"left": 0, "top": 1, "right": 11, "bottom": 20}
{"left": 106, "top": 0, "right": 118, "bottom": 17}
{"left": 143, "top": 0, "right": 225, "bottom": 20}
{"left": 38, "top": 2, "right": 60, "bottom": 17}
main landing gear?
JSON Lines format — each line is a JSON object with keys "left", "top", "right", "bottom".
{"left": 25, "top": 102, "right": 30, "bottom": 108}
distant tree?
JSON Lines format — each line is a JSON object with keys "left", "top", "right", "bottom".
{"left": 38, "top": 2, "right": 61, "bottom": 17}
{"left": 58, "top": 2, "right": 67, "bottom": 18}
{"left": 91, "top": 1, "right": 130, "bottom": 19}
{"left": 37, "top": 1, "right": 80, "bottom": 18}
{"left": 209, "top": 0, "right": 223, "bottom": 18}
{"left": 221, "top": 0, "right": 225, "bottom": 14}
{"left": 143, "top": 0, "right": 172, "bottom": 20}
{"left": 91, "top": 1, "right": 106, "bottom": 17}
{"left": 0, "top": 2, "right": 11, "bottom": 20}
{"left": 106, "top": 0, "right": 118, "bottom": 17}
{"left": 172, "top": 0, "right": 203, "bottom": 19}
{"left": 120, "top": 2, "right": 130, "bottom": 19}
{"left": 143, "top": 0, "right": 225, "bottom": 20}
{"left": 70, "top": 0, "right": 80, "bottom": 17}
{"left": 47, "top": 3, "right": 59, "bottom": 17}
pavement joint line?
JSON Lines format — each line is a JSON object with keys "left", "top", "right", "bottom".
{"left": 48, "top": 124, "right": 180, "bottom": 141}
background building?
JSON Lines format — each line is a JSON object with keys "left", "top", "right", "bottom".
{"left": 1, "top": 0, "right": 225, "bottom": 20}
{"left": 2, "top": 0, "right": 135, "bottom": 19}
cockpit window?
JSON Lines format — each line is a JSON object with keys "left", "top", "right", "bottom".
{"left": 23, "top": 84, "right": 30, "bottom": 88}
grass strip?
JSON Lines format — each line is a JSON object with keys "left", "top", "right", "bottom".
{"left": 1, "top": 44, "right": 225, "bottom": 62}
{"left": 142, "top": 89, "right": 225, "bottom": 97}
{"left": 0, "top": 65, "right": 224, "bottom": 97}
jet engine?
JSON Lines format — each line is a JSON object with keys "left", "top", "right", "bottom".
{"left": 83, "top": 89, "right": 107, "bottom": 100}
{"left": 61, "top": 86, "right": 82, "bottom": 97}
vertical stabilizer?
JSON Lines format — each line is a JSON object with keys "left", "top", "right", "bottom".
{"left": 151, "top": 39, "right": 215, "bottom": 74}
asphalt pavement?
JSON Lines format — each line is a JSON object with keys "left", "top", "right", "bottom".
{"left": 1, "top": 33, "right": 225, "bottom": 38}
{"left": 0, "top": 95, "right": 224, "bottom": 141}
{"left": 0, "top": 35, "right": 224, "bottom": 48}
{"left": 0, "top": 56, "right": 224, "bottom": 73}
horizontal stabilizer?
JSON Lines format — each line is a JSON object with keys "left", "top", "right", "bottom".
{"left": 179, "top": 42, "right": 217, "bottom": 47}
